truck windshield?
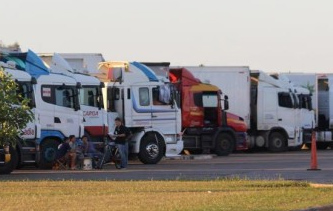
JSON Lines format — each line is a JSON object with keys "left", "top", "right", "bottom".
{"left": 194, "top": 92, "right": 218, "bottom": 107}
{"left": 299, "top": 94, "right": 312, "bottom": 110}
{"left": 17, "top": 82, "right": 35, "bottom": 108}
{"left": 79, "top": 86, "right": 103, "bottom": 108}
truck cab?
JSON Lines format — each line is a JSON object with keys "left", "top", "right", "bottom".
{"left": 1, "top": 50, "right": 84, "bottom": 169}
{"left": 0, "top": 61, "right": 39, "bottom": 172}
{"left": 95, "top": 61, "right": 183, "bottom": 164}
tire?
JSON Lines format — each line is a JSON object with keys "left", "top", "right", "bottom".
{"left": 11, "top": 148, "right": 19, "bottom": 169}
{"left": 39, "top": 139, "right": 59, "bottom": 169}
{"left": 0, "top": 146, "right": 16, "bottom": 174}
{"left": 138, "top": 133, "right": 165, "bottom": 164}
{"left": 268, "top": 132, "right": 287, "bottom": 152}
{"left": 316, "top": 142, "right": 329, "bottom": 150}
{"left": 215, "top": 133, "right": 234, "bottom": 156}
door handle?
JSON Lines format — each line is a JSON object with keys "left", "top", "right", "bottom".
{"left": 278, "top": 118, "right": 282, "bottom": 121}
{"left": 151, "top": 115, "right": 157, "bottom": 118}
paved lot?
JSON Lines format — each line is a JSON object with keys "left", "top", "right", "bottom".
{"left": 2, "top": 150, "right": 333, "bottom": 183}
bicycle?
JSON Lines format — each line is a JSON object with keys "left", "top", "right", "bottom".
{"left": 98, "top": 140, "right": 122, "bottom": 169}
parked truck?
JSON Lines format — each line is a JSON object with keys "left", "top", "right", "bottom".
{"left": 93, "top": 61, "right": 183, "bottom": 164}
{"left": 143, "top": 63, "right": 248, "bottom": 155}
{"left": 279, "top": 73, "right": 332, "bottom": 149}
{"left": 40, "top": 53, "right": 108, "bottom": 151}
{"left": 1, "top": 50, "right": 84, "bottom": 169}
{"left": 186, "top": 66, "right": 304, "bottom": 152}
{"left": 0, "top": 60, "right": 38, "bottom": 173}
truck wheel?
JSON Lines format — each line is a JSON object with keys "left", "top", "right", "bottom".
{"left": 215, "top": 133, "right": 234, "bottom": 156}
{"left": 39, "top": 139, "right": 59, "bottom": 169}
{"left": 0, "top": 146, "right": 17, "bottom": 174}
{"left": 268, "top": 132, "right": 287, "bottom": 152}
{"left": 138, "top": 133, "right": 165, "bottom": 164}
{"left": 316, "top": 142, "right": 329, "bottom": 150}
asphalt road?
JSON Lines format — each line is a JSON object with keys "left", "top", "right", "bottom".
{"left": 1, "top": 150, "right": 333, "bottom": 183}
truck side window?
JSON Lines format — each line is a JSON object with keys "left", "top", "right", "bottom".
{"left": 278, "top": 92, "right": 293, "bottom": 108}
{"left": 139, "top": 87, "right": 150, "bottom": 106}
{"left": 56, "top": 88, "right": 74, "bottom": 108}
{"left": 80, "top": 87, "right": 98, "bottom": 107}
{"left": 41, "top": 85, "right": 55, "bottom": 104}
{"left": 153, "top": 87, "right": 167, "bottom": 105}
{"left": 41, "top": 85, "right": 76, "bottom": 109}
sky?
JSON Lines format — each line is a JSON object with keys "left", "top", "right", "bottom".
{"left": 1, "top": 0, "right": 333, "bottom": 72}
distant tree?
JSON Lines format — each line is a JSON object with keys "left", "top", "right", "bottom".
{"left": 0, "top": 66, "right": 33, "bottom": 146}
{"left": 301, "top": 81, "right": 315, "bottom": 95}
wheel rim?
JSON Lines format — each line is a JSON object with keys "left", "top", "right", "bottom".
{"left": 145, "top": 143, "right": 159, "bottom": 159}
{"left": 219, "top": 138, "right": 231, "bottom": 150}
{"left": 44, "top": 148, "right": 56, "bottom": 162}
{"left": 272, "top": 137, "right": 283, "bottom": 148}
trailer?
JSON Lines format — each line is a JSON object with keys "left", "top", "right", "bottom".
{"left": 280, "top": 73, "right": 332, "bottom": 149}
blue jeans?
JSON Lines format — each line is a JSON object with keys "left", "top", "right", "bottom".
{"left": 116, "top": 142, "right": 128, "bottom": 168}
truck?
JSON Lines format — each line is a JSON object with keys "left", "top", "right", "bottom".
{"left": 143, "top": 63, "right": 248, "bottom": 155}
{"left": 0, "top": 60, "right": 38, "bottom": 173}
{"left": 40, "top": 53, "right": 108, "bottom": 151}
{"left": 185, "top": 66, "right": 304, "bottom": 152}
{"left": 279, "top": 73, "right": 332, "bottom": 149}
{"left": 1, "top": 50, "right": 84, "bottom": 169}
{"left": 93, "top": 61, "right": 183, "bottom": 164}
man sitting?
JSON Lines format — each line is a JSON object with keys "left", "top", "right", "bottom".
{"left": 81, "top": 135, "right": 103, "bottom": 168}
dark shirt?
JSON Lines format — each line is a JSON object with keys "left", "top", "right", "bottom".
{"left": 114, "top": 125, "right": 130, "bottom": 145}
{"left": 56, "top": 142, "right": 70, "bottom": 159}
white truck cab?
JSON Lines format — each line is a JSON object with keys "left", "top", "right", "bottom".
{"left": 95, "top": 61, "right": 183, "bottom": 164}
{"left": 41, "top": 53, "right": 108, "bottom": 150}
{"left": 1, "top": 50, "right": 84, "bottom": 169}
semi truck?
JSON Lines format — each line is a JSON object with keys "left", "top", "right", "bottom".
{"left": 0, "top": 60, "right": 38, "bottom": 173}
{"left": 40, "top": 53, "right": 108, "bottom": 151}
{"left": 143, "top": 63, "right": 248, "bottom": 155}
{"left": 279, "top": 73, "right": 332, "bottom": 149}
{"left": 93, "top": 61, "right": 183, "bottom": 164}
{"left": 1, "top": 50, "right": 84, "bottom": 169}
{"left": 186, "top": 66, "right": 304, "bottom": 152}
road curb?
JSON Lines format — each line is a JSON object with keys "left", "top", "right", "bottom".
{"left": 165, "top": 154, "right": 214, "bottom": 160}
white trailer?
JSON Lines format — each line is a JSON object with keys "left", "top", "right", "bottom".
{"left": 185, "top": 66, "right": 303, "bottom": 151}
{"left": 95, "top": 61, "right": 183, "bottom": 164}
{"left": 280, "top": 73, "right": 332, "bottom": 149}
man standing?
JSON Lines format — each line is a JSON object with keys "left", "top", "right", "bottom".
{"left": 111, "top": 117, "right": 130, "bottom": 169}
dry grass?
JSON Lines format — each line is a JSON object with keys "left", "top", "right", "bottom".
{"left": 0, "top": 179, "right": 332, "bottom": 211}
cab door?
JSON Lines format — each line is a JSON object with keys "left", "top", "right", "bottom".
{"left": 128, "top": 85, "right": 152, "bottom": 128}
{"left": 151, "top": 85, "right": 179, "bottom": 136}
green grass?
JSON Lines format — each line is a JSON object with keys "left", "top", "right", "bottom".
{"left": 0, "top": 180, "right": 332, "bottom": 211}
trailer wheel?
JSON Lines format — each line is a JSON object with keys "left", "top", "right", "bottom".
{"left": 138, "top": 133, "right": 165, "bottom": 164}
{"left": 313, "top": 142, "right": 329, "bottom": 150}
{"left": 268, "top": 132, "right": 287, "bottom": 152}
{"left": 215, "top": 133, "right": 234, "bottom": 156}
{"left": 0, "top": 146, "right": 17, "bottom": 174}
{"left": 39, "top": 139, "right": 59, "bottom": 169}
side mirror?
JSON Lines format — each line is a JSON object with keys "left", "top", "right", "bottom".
{"left": 224, "top": 100, "right": 229, "bottom": 111}
{"left": 100, "top": 82, "right": 105, "bottom": 88}
{"left": 76, "top": 82, "right": 82, "bottom": 89}
{"left": 224, "top": 95, "right": 229, "bottom": 110}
